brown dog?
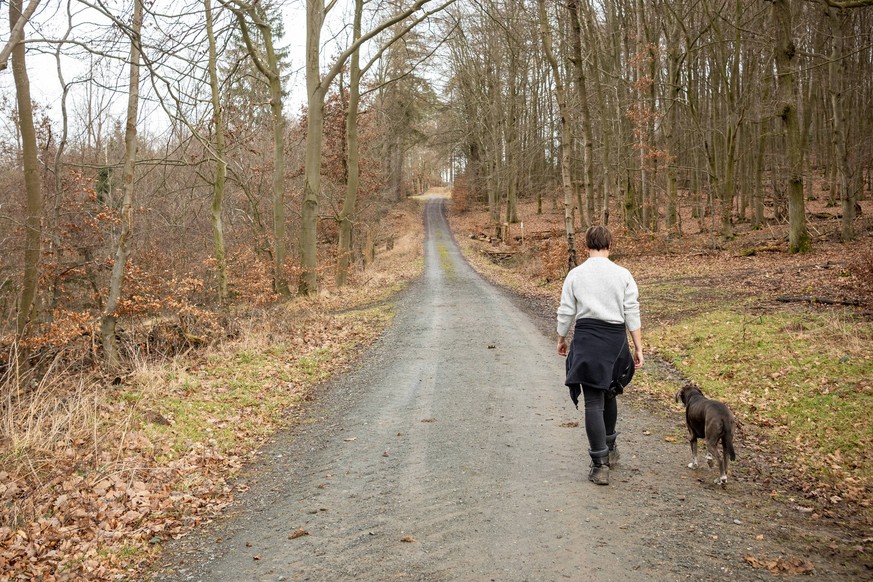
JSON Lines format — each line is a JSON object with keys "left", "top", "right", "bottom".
{"left": 675, "top": 383, "right": 736, "bottom": 485}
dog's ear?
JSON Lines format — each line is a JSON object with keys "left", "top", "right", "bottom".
{"left": 674, "top": 388, "right": 682, "bottom": 403}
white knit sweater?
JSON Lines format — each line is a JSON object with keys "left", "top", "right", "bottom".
{"left": 556, "top": 257, "right": 641, "bottom": 337}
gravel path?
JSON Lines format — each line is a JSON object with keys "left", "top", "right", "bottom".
{"left": 152, "top": 197, "right": 865, "bottom": 581}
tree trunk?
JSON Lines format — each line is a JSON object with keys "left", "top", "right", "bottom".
{"left": 300, "top": 0, "right": 325, "bottom": 295}
{"left": 665, "top": 33, "right": 681, "bottom": 237}
{"left": 584, "top": 0, "right": 611, "bottom": 223}
{"left": 336, "top": 0, "right": 364, "bottom": 288}
{"left": 9, "top": 0, "right": 43, "bottom": 341}
{"left": 772, "top": 0, "right": 810, "bottom": 253}
{"left": 568, "top": 0, "right": 593, "bottom": 228}
{"left": 721, "top": 123, "right": 738, "bottom": 238}
{"left": 0, "top": 0, "right": 40, "bottom": 72}
{"left": 504, "top": 25, "right": 520, "bottom": 225}
{"left": 537, "top": 0, "right": 577, "bottom": 270}
{"left": 101, "top": 0, "right": 143, "bottom": 369}
{"left": 752, "top": 115, "right": 766, "bottom": 228}
{"left": 635, "top": 0, "right": 657, "bottom": 232}
{"left": 232, "top": 5, "right": 291, "bottom": 296}
{"left": 205, "top": 0, "right": 228, "bottom": 306}
{"left": 825, "top": 5, "right": 855, "bottom": 241}
{"left": 264, "top": 21, "right": 289, "bottom": 295}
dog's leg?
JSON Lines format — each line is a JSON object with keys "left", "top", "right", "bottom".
{"left": 718, "top": 443, "right": 729, "bottom": 486}
{"left": 688, "top": 437, "right": 699, "bottom": 469}
{"left": 706, "top": 436, "right": 726, "bottom": 485}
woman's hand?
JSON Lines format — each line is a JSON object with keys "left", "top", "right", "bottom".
{"left": 629, "top": 328, "right": 644, "bottom": 367}
{"left": 557, "top": 336, "right": 569, "bottom": 356}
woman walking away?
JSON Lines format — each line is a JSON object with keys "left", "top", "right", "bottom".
{"left": 556, "top": 225, "right": 644, "bottom": 486}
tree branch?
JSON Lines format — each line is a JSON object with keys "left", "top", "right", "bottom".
{"left": 319, "top": 0, "right": 459, "bottom": 96}
{"left": 0, "top": 0, "right": 42, "bottom": 71}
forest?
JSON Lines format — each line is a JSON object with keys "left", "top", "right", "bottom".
{"left": 2, "top": 0, "right": 872, "bottom": 367}
{"left": 1, "top": 0, "right": 872, "bottom": 577}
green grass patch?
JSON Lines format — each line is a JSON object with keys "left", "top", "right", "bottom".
{"left": 437, "top": 241, "right": 455, "bottom": 277}
{"left": 648, "top": 306, "right": 873, "bottom": 484}
{"left": 128, "top": 305, "right": 396, "bottom": 460}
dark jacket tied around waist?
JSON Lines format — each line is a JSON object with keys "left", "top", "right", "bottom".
{"left": 565, "top": 318, "right": 635, "bottom": 408}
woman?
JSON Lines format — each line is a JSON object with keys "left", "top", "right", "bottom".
{"left": 556, "top": 225, "right": 644, "bottom": 486}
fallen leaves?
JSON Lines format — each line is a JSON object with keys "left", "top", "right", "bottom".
{"left": 0, "top": 473, "right": 21, "bottom": 501}
{"left": 743, "top": 554, "right": 815, "bottom": 575}
{"left": 0, "top": 443, "right": 238, "bottom": 580}
{"left": 1, "top": 207, "right": 425, "bottom": 580}
{"left": 288, "top": 529, "right": 309, "bottom": 540}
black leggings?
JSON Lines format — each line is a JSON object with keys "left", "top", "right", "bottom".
{"left": 581, "top": 385, "right": 617, "bottom": 458}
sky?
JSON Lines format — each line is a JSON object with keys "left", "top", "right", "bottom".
{"left": 0, "top": 0, "right": 315, "bottom": 138}
{"left": 1, "top": 0, "right": 447, "bottom": 145}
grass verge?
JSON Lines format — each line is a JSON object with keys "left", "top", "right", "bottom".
{"left": 646, "top": 304, "right": 872, "bottom": 499}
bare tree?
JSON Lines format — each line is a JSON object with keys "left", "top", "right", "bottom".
{"left": 537, "top": 0, "right": 577, "bottom": 269}
{"left": 101, "top": 0, "right": 143, "bottom": 368}
{"left": 205, "top": 0, "right": 228, "bottom": 305}
{"left": 0, "top": 0, "right": 40, "bottom": 71}
{"left": 568, "top": 0, "right": 595, "bottom": 228}
{"left": 820, "top": 0, "right": 872, "bottom": 240}
{"left": 772, "top": 0, "right": 810, "bottom": 253}
{"left": 336, "top": 0, "right": 365, "bottom": 288}
{"left": 226, "top": 0, "right": 291, "bottom": 296}
{"left": 7, "top": 0, "right": 44, "bottom": 345}
{"left": 299, "top": 0, "right": 456, "bottom": 295}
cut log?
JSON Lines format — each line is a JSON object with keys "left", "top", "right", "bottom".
{"left": 740, "top": 245, "right": 786, "bottom": 256}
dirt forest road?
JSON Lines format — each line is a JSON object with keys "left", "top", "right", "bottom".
{"left": 153, "top": 197, "right": 864, "bottom": 581}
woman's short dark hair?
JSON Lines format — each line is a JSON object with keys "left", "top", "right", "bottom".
{"left": 585, "top": 225, "right": 612, "bottom": 250}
